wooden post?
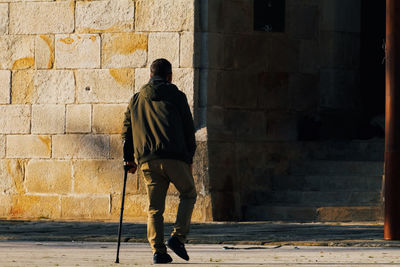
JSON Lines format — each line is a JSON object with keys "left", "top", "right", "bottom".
{"left": 385, "top": 0, "right": 400, "bottom": 240}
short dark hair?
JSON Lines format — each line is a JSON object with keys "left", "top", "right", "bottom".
{"left": 150, "top": 58, "right": 172, "bottom": 79}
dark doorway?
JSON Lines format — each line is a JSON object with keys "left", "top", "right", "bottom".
{"left": 359, "top": 0, "right": 386, "bottom": 139}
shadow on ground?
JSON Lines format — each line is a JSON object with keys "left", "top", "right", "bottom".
{"left": 0, "top": 220, "right": 392, "bottom": 247}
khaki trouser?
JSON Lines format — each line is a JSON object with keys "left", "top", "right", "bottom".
{"left": 140, "top": 159, "right": 197, "bottom": 254}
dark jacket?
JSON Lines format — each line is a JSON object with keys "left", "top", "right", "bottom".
{"left": 122, "top": 76, "right": 196, "bottom": 165}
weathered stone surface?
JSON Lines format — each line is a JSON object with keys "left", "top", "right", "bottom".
{"left": 135, "top": 0, "right": 194, "bottom": 32}
{"left": 76, "top": 0, "right": 135, "bottom": 33}
{"left": 11, "top": 70, "right": 34, "bottom": 104}
{"left": 180, "top": 32, "right": 199, "bottom": 68}
{"left": 10, "top": 195, "right": 61, "bottom": 219}
{"left": 257, "top": 72, "right": 290, "bottom": 109}
{"left": 0, "top": 35, "right": 35, "bottom": 70}
{"left": 148, "top": 33, "right": 179, "bottom": 67}
{"left": 52, "top": 134, "right": 109, "bottom": 159}
{"left": 320, "top": 0, "right": 361, "bottom": 33}
{"left": 0, "top": 4, "right": 7, "bottom": 34}
{"left": 0, "top": 135, "right": 4, "bottom": 158}
{"left": 55, "top": 34, "right": 100, "bottom": 69}
{"left": 268, "top": 37, "right": 300, "bottom": 72}
{"left": 25, "top": 160, "right": 72, "bottom": 194}
{"left": 32, "top": 70, "right": 75, "bottom": 104}
{"left": 102, "top": 33, "right": 147, "bottom": 68}
{"left": 111, "top": 194, "right": 147, "bottom": 220}
{"left": 0, "top": 105, "right": 30, "bottom": 134}
{"left": 6, "top": 135, "right": 51, "bottom": 158}
{"left": 134, "top": 68, "right": 150, "bottom": 92}
{"left": 0, "top": 70, "right": 10, "bottom": 104}
{"left": 289, "top": 73, "right": 319, "bottom": 111}
{"left": 287, "top": 5, "right": 318, "bottom": 39}
{"left": 317, "top": 206, "right": 383, "bottom": 222}
{"left": 92, "top": 104, "right": 126, "bottom": 134}
{"left": 66, "top": 104, "right": 91, "bottom": 133}
{"left": 32, "top": 105, "right": 65, "bottom": 134}
{"left": 35, "top": 35, "right": 54, "bottom": 69}
{"left": 110, "top": 134, "right": 123, "bottom": 160}
{"left": 76, "top": 69, "right": 134, "bottom": 103}
{"left": 73, "top": 160, "right": 125, "bottom": 194}
{"left": 9, "top": 1, "right": 74, "bottom": 34}
{"left": 0, "top": 159, "right": 24, "bottom": 194}
{"left": 299, "top": 40, "right": 319, "bottom": 73}
{"left": 224, "top": 110, "right": 266, "bottom": 140}
{"left": 61, "top": 195, "right": 110, "bottom": 219}
{"left": 265, "top": 112, "right": 298, "bottom": 141}
{"left": 0, "top": 195, "right": 11, "bottom": 218}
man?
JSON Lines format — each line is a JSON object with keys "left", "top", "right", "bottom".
{"left": 122, "top": 58, "right": 197, "bottom": 264}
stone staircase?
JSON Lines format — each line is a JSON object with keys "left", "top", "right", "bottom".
{"left": 245, "top": 140, "right": 385, "bottom": 222}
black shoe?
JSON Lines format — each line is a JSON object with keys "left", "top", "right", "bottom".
{"left": 167, "top": 236, "right": 189, "bottom": 261}
{"left": 153, "top": 252, "right": 172, "bottom": 264}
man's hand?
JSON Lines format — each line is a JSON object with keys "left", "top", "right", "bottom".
{"left": 124, "top": 161, "right": 137, "bottom": 174}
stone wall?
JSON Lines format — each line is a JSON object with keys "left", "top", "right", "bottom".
{"left": 200, "top": 0, "right": 362, "bottom": 220}
{"left": 0, "top": 0, "right": 212, "bottom": 222}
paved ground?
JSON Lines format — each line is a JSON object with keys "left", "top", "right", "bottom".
{"left": 2, "top": 220, "right": 400, "bottom": 266}
{"left": 2, "top": 242, "right": 400, "bottom": 266}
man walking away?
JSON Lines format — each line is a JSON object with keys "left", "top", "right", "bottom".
{"left": 122, "top": 58, "right": 197, "bottom": 264}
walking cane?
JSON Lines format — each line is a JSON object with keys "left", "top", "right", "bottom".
{"left": 115, "top": 163, "right": 129, "bottom": 264}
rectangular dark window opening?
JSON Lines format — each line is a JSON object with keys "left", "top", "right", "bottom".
{"left": 254, "top": 0, "right": 286, "bottom": 32}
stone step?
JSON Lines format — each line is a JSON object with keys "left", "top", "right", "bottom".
{"left": 272, "top": 175, "right": 383, "bottom": 192}
{"left": 290, "top": 160, "right": 384, "bottom": 176}
{"left": 244, "top": 205, "right": 383, "bottom": 222}
{"left": 301, "top": 140, "right": 384, "bottom": 161}
{"left": 262, "top": 190, "right": 382, "bottom": 206}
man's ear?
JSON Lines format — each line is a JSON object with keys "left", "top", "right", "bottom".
{"left": 166, "top": 73, "right": 172, "bottom": 83}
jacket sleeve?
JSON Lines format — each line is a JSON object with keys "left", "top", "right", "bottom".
{"left": 179, "top": 93, "right": 196, "bottom": 164}
{"left": 121, "top": 97, "right": 135, "bottom": 162}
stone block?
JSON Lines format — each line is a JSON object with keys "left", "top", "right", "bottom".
{"left": 73, "top": 160, "right": 130, "bottom": 194}
{"left": 0, "top": 159, "right": 24, "bottom": 194}
{"left": 111, "top": 194, "right": 147, "bottom": 220}
{"left": 287, "top": 5, "right": 318, "bottom": 39}
{"left": 35, "top": 35, "right": 54, "bottom": 69}
{"left": 320, "top": 0, "right": 361, "bottom": 33}
{"left": 25, "top": 160, "right": 72, "bottom": 194}
{"left": 0, "top": 70, "right": 10, "bottom": 104}
{"left": 0, "top": 195, "right": 11, "bottom": 218}
{"left": 76, "top": 0, "right": 135, "bottom": 33}
{"left": 32, "top": 70, "right": 75, "bottom": 104}
{"left": 52, "top": 134, "right": 109, "bottom": 159}
{"left": 10, "top": 195, "right": 61, "bottom": 219}
{"left": 257, "top": 72, "right": 290, "bottom": 109}
{"left": 9, "top": 1, "right": 74, "bottom": 34}
{"left": 6, "top": 135, "right": 51, "bottom": 159}
{"left": 92, "top": 104, "right": 127, "bottom": 134}
{"left": 0, "top": 35, "right": 35, "bottom": 70}
{"left": 299, "top": 40, "right": 319, "bottom": 73}
{"left": 55, "top": 34, "right": 101, "bottom": 69}
{"left": 289, "top": 73, "right": 319, "bottom": 111}
{"left": 0, "top": 105, "right": 30, "bottom": 134}
{"left": 224, "top": 110, "right": 266, "bottom": 140}
{"left": 268, "top": 37, "right": 300, "bottom": 72}
{"left": 66, "top": 104, "right": 91, "bottom": 133}
{"left": 319, "top": 31, "right": 360, "bottom": 69}
{"left": 135, "top": 0, "right": 194, "bottom": 32}
{"left": 76, "top": 69, "right": 134, "bottom": 103}
{"left": 317, "top": 206, "right": 382, "bottom": 222}
{"left": 265, "top": 112, "right": 298, "bottom": 141}
{"left": 32, "top": 105, "right": 65, "bottom": 134}
{"left": 11, "top": 70, "right": 34, "bottom": 104}
{"left": 201, "top": 33, "right": 225, "bottom": 69}
{"left": 0, "top": 135, "right": 4, "bottom": 158}
{"left": 148, "top": 33, "right": 179, "bottom": 67}
{"left": 61, "top": 195, "right": 110, "bottom": 219}
{"left": 0, "top": 3, "right": 7, "bottom": 34}
{"left": 134, "top": 68, "right": 150, "bottom": 92}
{"left": 180, "top": 32, "right": 199, "bottom": 68}
{"left": 319, "top": 68, "right": 358, "bottom": 110}
{"left": 210, "top": 191, "right": 241, "bottom": 221}
{"left": 110, "top": 134, "right": 123, "bottom": 160}
{"left": 102, "top": 33, "right": 147, "bottom": 68}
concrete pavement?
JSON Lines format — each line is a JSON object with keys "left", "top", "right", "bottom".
{"left": 2, "top": 220, "right": 400, "bottom": 266}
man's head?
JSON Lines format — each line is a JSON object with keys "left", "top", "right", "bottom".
{"left": 150, "top": 58, "right": 172, "bottom": 82}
